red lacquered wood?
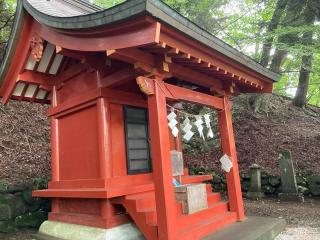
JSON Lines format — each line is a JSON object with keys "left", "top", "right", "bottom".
{"left": 177, "top": 175, "right": 213, "bottom": 185}
{"left": 0, "top": 16, "right": 34, "bottom": 103}
{"left": 165, "top": 83, "right": 223, "bottom": 109}
{"left": 36, "top": 20, "right": 160, "bottom": 52}
{"left": 97, "top": 98, "right": 110, "bottom": 179}
{"left": 109, "top": 103, "right": 127, "bottom": 177}
{"left": 51, "top": 86, "right": 59, "bottom": 181}
{"left": 218, "top": 96, "right": 245, "bottom": 221}
{"left": 148, "top": 78, "right": 176, "bottom": 240}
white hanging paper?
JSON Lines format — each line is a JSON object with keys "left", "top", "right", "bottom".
{"left": 220, "top": 154, "right": 233, "bottom": 172}
{"left": 168, "top": 118, "right": 178, "bottom": 129}
{"left": 204, "top": 114, "right": 214, "bottom": 139}
{"left": 183, "top": 131, "right": 194, "bottom": 141}
{"left": 172, "top": 127, "right": 179, "bottom": 137}
{"left": 167, "top": 110, "right": 176, "bottom": 121}
{"left": 182, "top": 117, "right": 194, "bottom": 141}
{"left": 194, "top": 115, "right": 205, "bottom": 140}
{"left": 167, "top": 109, "right": 179, "bottom": 138}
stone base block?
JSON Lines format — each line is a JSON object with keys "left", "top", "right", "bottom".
{"left": 34, "top": 221, "right": 144, "bottom": 240}
{"left": 247, "top": 192, "right": 265, "bottom": 200}
{"left": 203, "top": 216, "right": 286, "bottom": 240}
{"left": 278, "top": 193, "right": 304, "bottom": 202}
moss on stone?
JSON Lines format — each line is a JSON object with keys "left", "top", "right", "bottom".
{"left": 15, "top": 211, "right": 48, "bottom": 229}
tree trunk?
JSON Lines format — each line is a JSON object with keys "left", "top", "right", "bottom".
{"left": 270, "top": 49, "right": 287, "bottom": 73}
{"left": 293, "top": 55, "right": 313, "bottom": 107}
{"left": 260, "top": 0, "right": 288, "bottom": 67}
{"left": 269, "top": 0, "right": 306, "bottom": 73}
{"left": 293, "top": 3, "right": 316, "bottom": 107}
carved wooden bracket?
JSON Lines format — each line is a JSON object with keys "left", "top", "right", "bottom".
{"left": 136, "top": 76, "right": 155, "bottom": 95}
{"left": 30, "top": 35, "right": 44, "bottom": 62}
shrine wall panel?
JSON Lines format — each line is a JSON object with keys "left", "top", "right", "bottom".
{"left": 58, "top": 105, "right": 100, "bottom": 180}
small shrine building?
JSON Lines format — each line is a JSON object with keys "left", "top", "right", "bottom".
{"left": 0, "top": 0, "right": 280, "bottom": 239}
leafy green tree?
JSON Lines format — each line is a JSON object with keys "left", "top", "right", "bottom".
{"left": 0, "top": 0, "right": 16, "bottom": 60}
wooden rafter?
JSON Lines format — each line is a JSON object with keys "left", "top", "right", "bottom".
{"left": 142, "top": 34, "right": 270, "bottom": 92}
{"left": 106, "top": 48, "right": 225, "bottom": 92}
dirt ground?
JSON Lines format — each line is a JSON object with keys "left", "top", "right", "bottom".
{"left": 1, "top": 198, "right": 319, "bottom": 239}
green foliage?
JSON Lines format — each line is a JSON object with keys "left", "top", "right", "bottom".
{"left": 0, "top": 0, "right": 16, "bottom": 59}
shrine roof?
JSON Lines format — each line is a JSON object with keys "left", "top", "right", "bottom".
{"left": 0, "top": 0, "right": 280, "bottom": 89}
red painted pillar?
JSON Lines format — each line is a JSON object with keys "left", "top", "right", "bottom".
{"left": 148, "top": 79, "right": 176, "bottom": 240}
{"left": 51, "top": 86, "right": 59, "bottom": 182}
{"left": 218, "top": 96, "right": 245, "bottom": 221}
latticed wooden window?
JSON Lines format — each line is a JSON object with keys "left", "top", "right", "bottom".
{"left": 124, "top": 106, "right": 152, "bottom": 174}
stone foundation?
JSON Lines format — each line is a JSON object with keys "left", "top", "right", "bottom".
{"left": 37, "top": 221, "right": 144, "bottom": 240}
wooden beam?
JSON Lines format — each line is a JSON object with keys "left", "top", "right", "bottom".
{"left": 18, "top": 70, "right": 54, "bottom": 86}
{"left": 165, "top": 83, "right": 223, "bottom": 109}
{"left": 106, "top": 48, "right": 155, "bottom": 66}
{"left": 100, "top": 67, "right": 137, "bottom": 88}
{"left": 136, "top": 76, "right": 223, "bottom": 110}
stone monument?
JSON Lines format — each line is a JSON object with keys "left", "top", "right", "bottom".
{"left": 247, "top": 164, "right": 265, "bottom": 200}
{"left": 278, "top": 149, "right": 304, "bottom": 202}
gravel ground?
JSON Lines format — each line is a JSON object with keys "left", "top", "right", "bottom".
{"left": 0, "top": 229, "right": 37, "bottom": 240}
{"left": 1, "top": 198, "right": 319, "bottom": 239}
{"left": 244, "top": 198, "right": 320, "bottom": 240}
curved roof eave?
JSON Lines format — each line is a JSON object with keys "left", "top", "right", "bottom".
{"left": 0, "top": 1, "right": 25, "bottom": 87}
{"left": 0, "top": 0, "right": 280, "bottom": 91}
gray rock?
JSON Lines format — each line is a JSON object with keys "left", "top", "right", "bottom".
{"left": 0, "top": 204, "right": 12, "bottom": 221}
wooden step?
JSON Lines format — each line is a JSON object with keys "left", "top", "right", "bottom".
{"left": 126, "top": 191, "right": 156, "bottom": 211}
{"left": 177, "top": 201, "right": 229, "bottom": 228}
{"left": 207, "top": 192, "right": 222, "bottom": 205}
{"left": 118, "top": 195, "right": 158, "bottom": 240}
{"left": 179, "top": 212, "right": 237, "bottom": 240}
{"left": 180, "top": 175, "right": 213, "bottom": 185}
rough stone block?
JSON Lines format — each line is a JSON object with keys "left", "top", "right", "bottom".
{"left": 0, "top": 193, "right": 27, "bottom": 217}
{"left": 0, "top": 204, "right": 12, "bottom": 221}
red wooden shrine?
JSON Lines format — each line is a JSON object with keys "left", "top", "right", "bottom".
{"left": 0, "top": 1, "right": 279, "bottom": 239}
